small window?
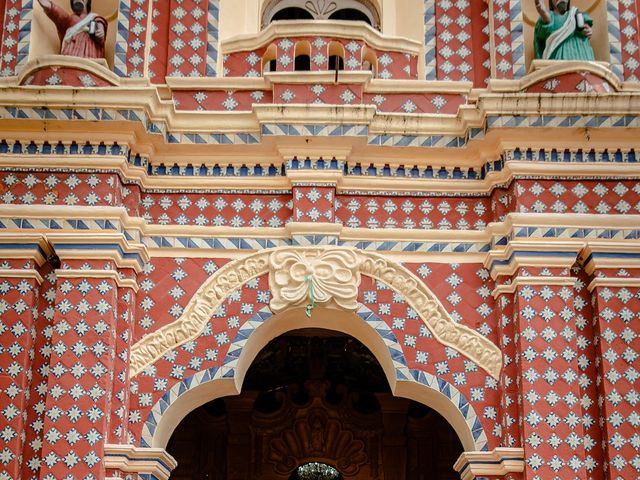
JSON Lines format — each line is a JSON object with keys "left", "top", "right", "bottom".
{"left": 328, "top": 55, "right": 344, "bottom": 70}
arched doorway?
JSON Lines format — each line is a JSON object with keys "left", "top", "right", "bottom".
{"left": 166, "top": 329, "right": 464, "bottom": 479}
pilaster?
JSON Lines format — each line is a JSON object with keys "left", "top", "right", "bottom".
{"left": 583, "top": 246, "right": 640, "bottom": 479}
{"left": 0, "top": 235, "right": 48, "bottom": 480}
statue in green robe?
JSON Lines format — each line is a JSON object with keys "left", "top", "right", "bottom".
{"left": 534, "top": 0, "right": 595, "bottom": 61}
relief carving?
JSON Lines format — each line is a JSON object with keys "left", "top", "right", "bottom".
{"left": 130, "top": 247, "right": 502, "bottom": 379}
{"left": 269, "top": 248, "right": 361, "bottom": 315}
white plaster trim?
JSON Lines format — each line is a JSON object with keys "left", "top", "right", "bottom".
{"left": 488, "top": 60, "right": 619, "bottom": 92}
{"left": 103, "top": 444, "right": 177, "bottom": 480}
{"left": 55, "top": 269, "right": 138, "bottom": 291}
{"left": 587, "top": 277, "right": 640, "bottom": 292}
{"left": 453, "top": 448, "right": 525, "bottom": 480}
{"left": 0, "top": 268, "right": 44, "bottom": 284}
{"left": 492, "top": 276, "right": 577, "bottom": 297}
{"left": 222, "top": 20, "right": 421, "bottom": 54}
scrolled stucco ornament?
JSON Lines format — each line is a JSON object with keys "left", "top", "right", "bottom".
{"left": 269, "top": 248, "right": 361, "bottom": 314}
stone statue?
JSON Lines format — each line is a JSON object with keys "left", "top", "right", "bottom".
{"left": 534, "top": 0, "right": 595, "bottom": 61}
{"left": 38, "top": 0, "right": 107, "bottom": 59}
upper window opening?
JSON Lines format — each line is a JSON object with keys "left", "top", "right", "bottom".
{"left": 263, "top": 0, "right": 379, "bottom": 30}
{"left": 272, "top": 6, "right": 314, "bottom": 21}
{"left": 328, "top": 8, "right": 370, "bottom": 23}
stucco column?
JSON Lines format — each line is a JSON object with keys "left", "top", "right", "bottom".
{"left": 492, "top": 274, "right": 522, "bottom": 452}
{"left": 511, "top": 266, "right": 588, "bottom": 479}
{"left": 37, "top": 261, "right": 120, "bottom": 479}
{"left": 584, "top": 251, "right": 640, "bottom": 479}
{"left": 0, "top": 236, "right": 47, "bottom": 480}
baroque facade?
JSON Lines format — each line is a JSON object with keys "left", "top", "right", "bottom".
{"left": 0, "top": 0, "right": 639, "bottom": 478}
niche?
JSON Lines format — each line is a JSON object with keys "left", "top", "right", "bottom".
{"left": 522, "top": 0, "right": 609, "bottom": 70}
{"left": 328, "top": 41, "right": 345, "bottom": 70}
{"left": 28, "top": 0, "right": 119, "bottom": 69}
{"left": 294, "top": 40, "right": 311, "bottom": 71}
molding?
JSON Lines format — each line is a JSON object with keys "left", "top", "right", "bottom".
{"left": 46, "top": 232, "right": 149, "bottom": 272}
{"left": 129, "top": 247, "right": 502, "bottom": 379}
{"left": 55, "top": 269, "right": 139, "bottom": 291}
{"left": 366, "top": 79, "right": 472, "bottom": 93}
{"left": 221, "top": 20, "right": 422, "bottom": 54}
{"left": 264, "top": 70, "right": 373, "bottom": 85}
{"left": 15, "top": 55, "right": 140, "bottom": 88}
{"left": 285, "top": 222, "right": 343, "bottom": 237}
{"left": 453, "top": 448, "right": 525, "bottom": 480}
{"left": 485, "top": 240, "right": 583, "bottom": 279}
{"left": 582, "top": 241, "right": 640, "bottom": 274}
{"left": 493, "top": 276, "right": 576, "bottom": 297}
{"left": 488, "top": 60, "right": 620, "bottom": 93}
{"left": 0, "top": 232, "right": 52, "bottom": 265}
{"left": 587, "top": 277, "right": 640, "bottom": 292}
{"left": 254, "top": 103, "right": 377, "bottom": 124}
{"left": 0, "top": 268, "right": 44, "bottom": 284}
{"left": 103, "top": 444, "right": 177, "bottom": 480}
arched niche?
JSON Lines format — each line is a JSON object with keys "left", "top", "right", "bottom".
{"left": 28, "top": 0, "right": 119, "bottom": 70}
{"left": 145, "top": 306, "right": 482, "bottom": 455}
{"left": 522, "top": 0, "right": 609, "bottom": 69}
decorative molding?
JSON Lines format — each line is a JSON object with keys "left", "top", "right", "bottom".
{"left": 269, "top": 248, "right": 361, "bottom": 313}
{"left": 587, "top": 277, "right": 640, "bottom": 292}
{"left": 54, "top": 269, "right": 139, "bottom": 291}
{"left": 222, "top": 21, "right": 421, "bottom": 55}
{"left": 492, "top": 276, "right": 577, "bottom": 297}
{"left": 453, "top": 448, "right": 525, "bottom": 480}
{"left": 130, "top": 246, "right": 502, "bottom": 378}
{"left": 103, "top": 444, "right": 177, "bottom": 480}
{"left": 0, "top": 268, "right": 44, "bottom": 284}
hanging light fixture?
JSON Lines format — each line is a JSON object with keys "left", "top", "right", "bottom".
{"left": 296, "top": 462, "right": 341, "bottom": 480}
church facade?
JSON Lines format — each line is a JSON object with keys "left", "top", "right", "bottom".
{"left": 0, "top": 0, "right": 639, "bottom": 478}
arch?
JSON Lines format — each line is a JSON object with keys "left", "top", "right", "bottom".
{"left": 262, "top": 43, "right": 278, "bottom": 72}
{"left": 130, "top": 247, "right": 501, "bottom": 379}
{"left": 262, "top": 0, "right": 380, "bottom": 29}
{"left": 142, "top": 304, "right": 487, "bottom": 453}
{"left": 294, "top": 40, "right": 312, "bottom": 70}
{"left": 328, "top": 41, "right": 345, "bottom": 70}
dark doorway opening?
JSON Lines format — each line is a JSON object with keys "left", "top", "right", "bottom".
{"left": 167, "top": 329, "right": 463, "bottom": 479}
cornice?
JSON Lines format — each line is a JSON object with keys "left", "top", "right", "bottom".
{"left": 103, "top": 444, "right": 176, "bottom": 480}
{"left": 55, "top": 269, "right": 139, "bottom": 291}
{"left": 0, "top": 268, "right": 44, "bottom": 284}
{"left": 493, "top": 276, "right": 577, "bottom": 297}
{"left": 588, "top": 277, "right": 640, "bottom": 292}
{"left": 454, "top": 448, "right": 524, "bottom": 480}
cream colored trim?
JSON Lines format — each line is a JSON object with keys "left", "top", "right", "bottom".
{"left": 0, "top": 268, "right": 44, "bottom": 284}
{"left": 165, "top": 76, "right": 268, "bottom": 90}
{"left": 222, "top": 20, "right": 422, "bottom": 54}
{"left": 130, "top": 246, "right": 501, "bottom": 378}
{"left": 488, "top": 60, "right": 619, "bottom": 93}
{"left": 366, "top": 79, "right": 473, "bottom": 93}
{"left": 254, "top": 103, "right": 376, "bottom": 123}
{"left": 453, "top": 448, "right": 525, "bottom": 480}
{"left": 582, "top": 241, "right": 640, "bottom": 274}
{"left": 485, "top": 240, "right": 583, "bottom": 279}
{"left": 265, "top": 70, "right": 373, "bottom": 84}
{"left": 285, "top": 170, "right": 343, "bottom": 184}
{"left": 0, "top": 232, "right": 51, "bottom": 265}
{"left": 103, "top": 444, "right": 176, "bottom": 480}
{"left": 493, "top": 276, "right": 576, "bottom": 297}
{"left": 16, "top": 55, "right": 146, "bottom": 88}
{"left": 587, "top": 277, "right": 640, "bottom": 292}
{"left": 55, "top": 269, "right": 138, "bottom": 291}
{"left": 285, "top": 222, "right": 343, "bottom": 236}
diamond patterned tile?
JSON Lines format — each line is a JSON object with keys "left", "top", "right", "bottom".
{"left": 140, "top": 193, "right": 292, "bottom": 228}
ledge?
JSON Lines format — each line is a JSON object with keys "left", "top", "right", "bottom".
{"left": 454, "top": 448, "right": 525, "bottom": 480}
{"left": 104, "top": 444, "right": 177, "bottom": 480}
{"left": 222, "top": 20, "right": 422, "bottom": 54}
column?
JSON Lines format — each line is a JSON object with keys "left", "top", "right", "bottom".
{"left": 512, "top": 266, "right": 588, "bottom": 479}
{"left": 0, "top": 237, "right": 47, "bottom": 480}
{"left": 37, "top": 261, "right": 119, "bottom": 480}
{"left": 585, "top": 250, "right": 640, "bottom": 479}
